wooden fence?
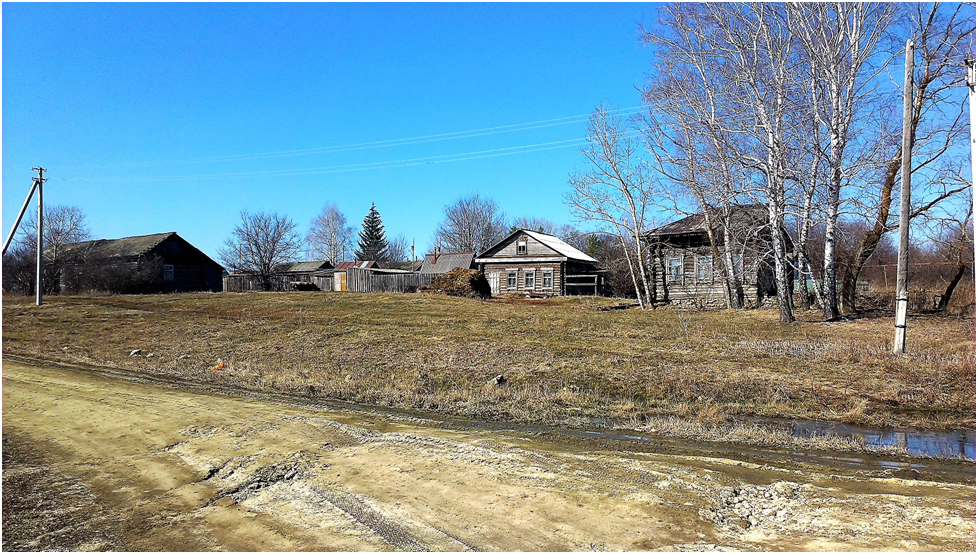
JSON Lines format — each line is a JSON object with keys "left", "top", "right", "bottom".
{"left": 224, "top": 274, "right": 330, "bottom": 292}
{"left": 346, "top": 267, "right": 437, "bottom": 293}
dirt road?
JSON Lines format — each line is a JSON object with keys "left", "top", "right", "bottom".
{"left": 3, "top": 359, "right": 975, "bottom": 551}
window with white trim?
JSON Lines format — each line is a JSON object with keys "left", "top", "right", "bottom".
{"left": 541, "top": 270, "right": 553, "bottom": 289}
{"left": 517, "top": 241, "right": 527, "bottom": 255}
{"left": 524, "top": 270, "right": 535, "bottom": 289}
{"left": 164, "top": 264, "right": 175, "bottom": 281}
{"left": 507, "top": 271, "right": 518, "bottom": 289}
{"left": 696, "top": 256, "right": 713, "bottom": 282}
{"left": 667, "top": 257, "right": 682, "bottom": 283}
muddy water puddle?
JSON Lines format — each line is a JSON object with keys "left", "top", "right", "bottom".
{"left": 742, "top": 416, "right": 977, "bottom": 460}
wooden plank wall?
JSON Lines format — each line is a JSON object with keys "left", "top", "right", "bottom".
{"left": 346, "top": 267, "right": 437, "bottom": 293}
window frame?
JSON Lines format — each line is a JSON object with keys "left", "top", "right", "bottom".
{"left": 516, "top": 240, "right": 528, "bottom": 255}
{"left": 163, "top": 264, "right": 175, "bottom": 282}
{"left": 667, "top": 257, "right": 683, "bottom": 283}
{"left": 524, "top": 269, "right": 536, "bottom": 290}
{"left": 541, "top": 269, "right": 554, "bottom": 290}
{"left": 507, "top": 271, "right": 518, "bottom": 290}
{"left": 696, "top": 255, "right": 713, "bottom": 283}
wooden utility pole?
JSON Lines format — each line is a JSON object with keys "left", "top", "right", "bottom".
{"left": 33, "top": 167, "right": 46, "bottom": 306}
{"left": 894, "top": 42, "right": 914, "bottom": 354}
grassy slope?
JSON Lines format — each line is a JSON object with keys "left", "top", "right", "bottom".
{"left": 2, "top": 293, "right": 974, "bottom": 430}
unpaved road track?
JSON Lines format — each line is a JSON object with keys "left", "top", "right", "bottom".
{"left": 2, "top": 359, "right": 975, "bottom": 551}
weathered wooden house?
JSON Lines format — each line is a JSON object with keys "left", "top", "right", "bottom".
{"left": 645, "top": 205, "right": 780, "bottom": 308}
{"left": 58, "top": 232, "right": 224, "bottom": 293}
{"left": 418, "top": 251, "right": 476, "bottom": 274}
{"left": 475, "top": 229, "right": 604, "bottom": 296}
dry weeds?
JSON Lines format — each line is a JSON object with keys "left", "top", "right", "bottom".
{"left": 2, "top": 293, "right": 974, "bottom": 432}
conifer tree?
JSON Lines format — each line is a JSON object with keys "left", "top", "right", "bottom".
{"left": 354, "top": 203, "right": 389, "bottom": 262}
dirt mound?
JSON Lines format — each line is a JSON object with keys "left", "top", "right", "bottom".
{"left": 423, "top": 269, "right": 491, "bottom": 299}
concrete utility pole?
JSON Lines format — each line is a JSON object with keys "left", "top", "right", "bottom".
{"left": 33, "top": 167, "right": 47, "bottom": 306}
{"left": 894, "top": 41, "right": 914, "bottom": 354}
{"left": 964, "top": 60, "right": 978, "bottom": 302}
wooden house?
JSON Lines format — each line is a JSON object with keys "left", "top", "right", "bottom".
{"left": 57, "top": 232, "right": 224, "bottom": 293}
{"left": 645, "top": 205, "right": 781, "bottom": 308}
{"left": 224, "top": 260, "right": 334, "bottom": 292}
{"left": 475, "top": 229, "right": 604, "bottom": 296}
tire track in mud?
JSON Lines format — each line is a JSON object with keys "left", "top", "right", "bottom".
{"left": 314, "top": 490, "right": 431, "bottom": 552}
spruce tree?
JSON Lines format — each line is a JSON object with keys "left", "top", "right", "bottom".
{"left": 354, "top": 203, "right": 389, "bottom": 262}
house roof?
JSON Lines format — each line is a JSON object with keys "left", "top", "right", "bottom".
{"left": 477, "top": 229, "right": 597, "bottom": 264}
{"left": 278, "top": 260, "right": 332, "bottom": 273}
{"left": 334, "top": 260, "right": 377, "bottom": 270}
{"left": 648, "top": 214, "right": 708, "bottom": 236}
{"left": 419, "top": 251, "right": 475, "bottom": 274}
{"left": 520, "top": 229, "right": 598, "bottom": 263}
{"left": 647, "top": 205, "right": 770, "bottom": 238}
{"left": 59, "top": 232, "right": 178, "bottom": 258}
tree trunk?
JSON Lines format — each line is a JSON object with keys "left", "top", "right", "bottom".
{"left": 937, "top": 263, "right": 967, "bottom": 311}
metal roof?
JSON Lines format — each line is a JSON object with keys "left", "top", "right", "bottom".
{"left": 419, "top": 252, "right": 475, "bottom": 274}
{"left": 334, "top": 261, "right": 377, "bottom": 270}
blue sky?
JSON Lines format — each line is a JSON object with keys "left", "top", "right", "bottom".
{"left": 3, "top": 2, "right": 660, "bottom": 260}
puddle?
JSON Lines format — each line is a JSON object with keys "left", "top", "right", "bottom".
{"left": 747, "top": 417, "right": 976, "bottom": 460}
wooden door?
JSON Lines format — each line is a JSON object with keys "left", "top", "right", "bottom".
{"left": 488, "top": 271, "right": 500, "bottom": 295}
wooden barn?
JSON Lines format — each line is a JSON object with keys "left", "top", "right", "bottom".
{"left": 475, "top": 229, "right": 604, "bottom": 296}
{"left": 645, "top": 205, "right": 781, "bottom": 308}
{"left": 57, "top": 232, "right": 225, "bottom": 293}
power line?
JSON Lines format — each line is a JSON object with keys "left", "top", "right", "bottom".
{"left": 63, "top": 106, "right": 645, "bottom": 169}
{"left": 73, "top": 131, "right": 644, "bottom": 183}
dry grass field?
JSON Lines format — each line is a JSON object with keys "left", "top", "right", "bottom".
{"left": 2, "top": 292, "right": 974, "bottom": 432}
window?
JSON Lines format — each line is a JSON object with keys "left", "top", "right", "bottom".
{"left": 667, "top": 258, "right": 682, "bottom": 283}
{"left": 542, "top": 270, "right": 553, "bottom": 289}
{"left": 525, "top": 270, "right": 536, "bottom": 289}
{"left": 517, "top": 241, "right": 527, "bottom": 255}
{"left": 164, "top": 264, "right": 175, "bottom": 281}
{"left": 731, "top": 254, "right": 743, "bottom": 276}
{"left": 696, "top": 256, "right": 713, "bottom": 282}
{"left": 507, "top": 272, "right": 518, "bottom": 289}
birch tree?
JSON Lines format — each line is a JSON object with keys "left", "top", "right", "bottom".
{"left": 789, "top": 2, "right": 896, "bottom": 320}
{"left": 566, "top": 105, "right": 655, "bottom": 309}
{"left": 307, "top": 202, "right": 354, "bottom": 265}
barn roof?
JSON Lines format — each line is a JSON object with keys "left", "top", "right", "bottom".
{"left": 278, "top": 260, "right": 332, "bottom": 273}
{"left": 419, "top": 251, "right": 475, "bottom": 274}
{"left": 59, "top": 232, "right": 178, "bottom": 258}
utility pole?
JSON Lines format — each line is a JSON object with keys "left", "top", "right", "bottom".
{"left": 894, "top": 42, "right": 914, "bottom": 354}
{"left": 967, "top": 58, "right": 977, "bottom": 200}
{"left": 33, "top": 167, "right": 46, "bottom": 306}
{"left": 964, "top": 59, "right": 978, "bottom": 302}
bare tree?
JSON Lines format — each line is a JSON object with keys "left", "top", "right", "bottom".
{"left": 218, "top": 211, "right": 302, "bottom": 291}
{"left": 306, "top": 202, "right": 354, "bottom": 265}
{"left": 433, "top": 194, "right": 508, "bottom": 254}
{"left": 5, "top": 205, "right": 93, "bottom": 295}
{"left": 839, "top": 3, "right": 974, "bottom": 313}
{"left": 511, "top": 216, "right": 558, "bottom": 235}
{"left": 385, "top": 234, "right": 411, "bottom": 263}
{"left": 566, "top": 105, "right": 655, "bottom": 309}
